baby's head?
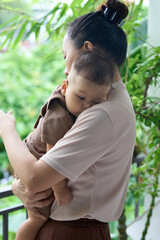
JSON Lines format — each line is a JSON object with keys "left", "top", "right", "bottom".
{"left": 61, "top": 51, "right": 115, "bottom": 117}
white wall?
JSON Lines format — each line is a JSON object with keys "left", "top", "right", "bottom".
{"left": 148, "top": 0, "right": 160, "bottom": 46}
{"left": 148, "top": 0, "right": 160, "bottom": 98}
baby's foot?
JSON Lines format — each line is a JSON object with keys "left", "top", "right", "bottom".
{"left": 54, "top": 186, "right": 72, "bottom": 207}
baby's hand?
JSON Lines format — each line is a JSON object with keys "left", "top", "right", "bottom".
{"left": 54, "top": 186, "right": 72, "bottom": 207}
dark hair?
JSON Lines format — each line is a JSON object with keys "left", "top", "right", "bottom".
{"left": 67, "top": 0, "right": 129, "bottom": 67}
{"left": 73, "top": 51, "right": 115, "bottom": 86}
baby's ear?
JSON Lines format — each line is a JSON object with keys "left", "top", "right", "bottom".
{"left": 61, "top": 79, "right": 68, "bottom": 96}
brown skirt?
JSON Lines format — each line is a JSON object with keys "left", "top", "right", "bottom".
{"left": 36, "top": 218, "right": 111, "bottom": 240}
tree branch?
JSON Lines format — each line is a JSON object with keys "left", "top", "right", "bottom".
{"left": 142, "top": 76, "right": 153, "bottom": 108}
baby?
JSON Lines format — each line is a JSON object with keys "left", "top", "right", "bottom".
{"left": 16, "top": 51, "right": 115, "bottom": 240}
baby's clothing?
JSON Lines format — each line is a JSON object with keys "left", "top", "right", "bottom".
{"left": 24, "top": 86, "right": 76, "bottom": 160}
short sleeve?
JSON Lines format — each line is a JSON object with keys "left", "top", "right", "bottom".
{"left": 40, "top": 107, "right": 114, "bottom": 182}
{"left": 41, "top": 101, "right": 75, "bottom": 146}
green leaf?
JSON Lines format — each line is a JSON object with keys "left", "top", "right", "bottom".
{"left": 0, "top": 16, "right": 19, "bottom": 29}
{"left": 154, "top": 137, "right": 160, "bottom": 145}
{"left": 70, "top": 0, "right": 84, "bottom": 8}
{"left": 148, "top": 159, "right": 157, "bottom": 168}
{"left": 151, "top": 117, "right": 159, "bottom": 127}
{"left": 12, "top": 21, "right": 28, "bottom": 49}
{"left": 58, "top": 3, "right": 69, "bottom": 19}
{"left": 35, "top": 25, "right": 41, "bottom": 42}
{"left": 24, "top": 21, "right": 39, "bottom": 40}
{"left": 1, "top": 3, "right": 20, "bottom": 11}
{"left": 52, "top": 15, "right": 69, "bottom": 32}
{"left": 41, "top": 2, "right": 62, "bottom": 25}
{"left": 148, "top": 142, "right": 154, "bottom": 149}
{"left": 147, "top": 169, "right": 154, "bottom": 175}
{"left": 144, "top": 119, "right": 152, "bottom": 127}
{"left": 0, "top": 30, "right": 14, "bottom": 50}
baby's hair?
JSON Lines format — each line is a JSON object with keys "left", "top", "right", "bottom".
{"left": 67, "top": 0, "right": 129, "bottom": 67}
{"left": 73, "top": 51, "right": 115, "bottom": 86}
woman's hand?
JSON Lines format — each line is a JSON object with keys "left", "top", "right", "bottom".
{"left": 12, "top": 178, "right": 54, "bottom": 220}
{"left": 0, "top": 110, "right": 16, "bottom": 137}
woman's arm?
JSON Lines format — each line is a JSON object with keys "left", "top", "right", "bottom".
{"left": 11, "top": 145, "right": 55, "bottom": 219}
{"left": 0, "top": 110, "right": 65, "bottom": 192}
{"left": 12, "top": 178, "right": 54, "bottom": 220}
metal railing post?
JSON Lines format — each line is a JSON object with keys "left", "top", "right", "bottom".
{"left": 0, "top": 185, "right": 26, "bottom": 240}
{"left": 3, "top": 213, "right": 8, "bottom": 240}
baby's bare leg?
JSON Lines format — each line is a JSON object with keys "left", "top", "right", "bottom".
{"left": 16, "top": 211, "right": 46, "bottom": 240}
{"left": 53, "top": 179, "right": 72, "bottom": 207}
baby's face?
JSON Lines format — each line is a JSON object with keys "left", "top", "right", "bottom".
{"left": 62, "top": 66, "right": 110, "bottom": 117}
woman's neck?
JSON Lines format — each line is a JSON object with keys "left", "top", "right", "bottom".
{"left": 113, "top": 66, "right": 121, "bottom": 83}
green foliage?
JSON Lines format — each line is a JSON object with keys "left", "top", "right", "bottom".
{"left": 0, "top": 42, "right": 65, "bottom": 172}
{"left": 0, "top": 232, "right": 16, "bottom": 240}
{"left": 124, "top": 45, "right": 160, "bottom": 202}
{"left": 0, "top": 0, "right": 102, "bottom": 50}
{"left": 0, "top": 41, "right": 66, "bottom": 131}
{"left": 121, "top": 2, "right": 160, "bottom": 238}
{"left": 0, "top": 194, "right": 22, "bottom": 209}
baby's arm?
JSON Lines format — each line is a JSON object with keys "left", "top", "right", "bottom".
{"left": 53, "top": 179, "right": 72, "bottom": 207}
{"left": 47, "top": 144, "right": 72, "bottom": 206}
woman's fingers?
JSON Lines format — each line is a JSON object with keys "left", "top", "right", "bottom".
{"left": 26, "top": 188, "right": 54, "bottom": 204}
{"left": 25, "top": 189, "right": 54, "bottom": 220}
{"left": 30, "top": 196, "right": 54, "bottom": 208}
{"left": 12, "top": 178, "right": 54, "bottom": 207}
{"left": 12, "top": 179, "right": 54, "bottom": 220}
{"left": 0, "top": 110, "right": 16, "bottom": 137}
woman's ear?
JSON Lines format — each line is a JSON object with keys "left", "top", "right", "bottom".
{"left": 61, "top": 79, "right": 68, "bottom": 96}
{"left": 83, "top": 41, "right": 93, "bottom": 51}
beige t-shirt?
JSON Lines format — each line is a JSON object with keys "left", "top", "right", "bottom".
{"left": 40, "top": 80, "right": 136, "bottom": 222}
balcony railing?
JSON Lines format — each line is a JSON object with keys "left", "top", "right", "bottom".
{"left": 0, "top": 185, "right": 26, "bottom": 240}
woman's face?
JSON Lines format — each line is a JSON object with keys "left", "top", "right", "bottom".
{"left": 62, "top": 34, "right": 82, "bottom": 76}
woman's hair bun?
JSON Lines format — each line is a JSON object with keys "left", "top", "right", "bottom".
{"left": 100, "top": 0, "right": 129, "bottom": 20}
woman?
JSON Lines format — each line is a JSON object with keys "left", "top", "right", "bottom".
{"left": 0, "top": 0, "right": 136, "bottom": 239}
